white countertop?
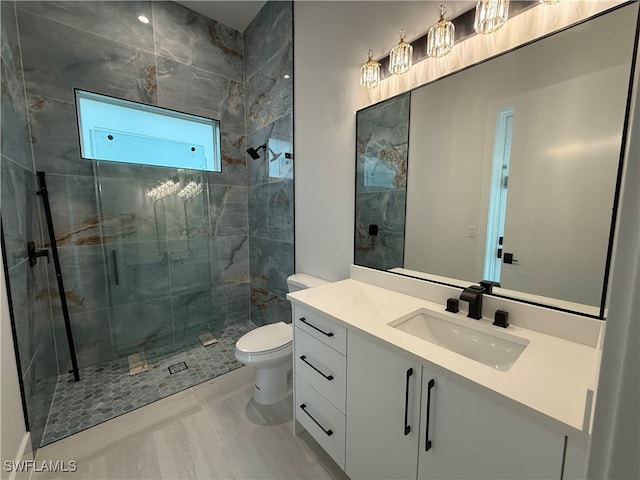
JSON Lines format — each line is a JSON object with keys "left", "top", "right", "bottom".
{"left": 288, "top": 279, "right": 601, "bottom": 437}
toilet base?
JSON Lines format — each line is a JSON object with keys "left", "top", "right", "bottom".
{"left": 253, "top": 363, "right": 292, "bottom": 405}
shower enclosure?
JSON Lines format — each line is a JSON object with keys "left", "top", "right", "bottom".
{"left": 50, "top": 162, "right": 221, "bottom": 371}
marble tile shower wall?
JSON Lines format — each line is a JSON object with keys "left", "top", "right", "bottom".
{"left": 1, "top": 0, "right": 58, "bottom": 451}
{"left": 244, "top": 1, "right": 294, "bottom": 326}
{"left": 11, "top": 0, "right": 251, "bottom": 372}
{"left": 355, "top": 93, "right": 410, "bottom": 271}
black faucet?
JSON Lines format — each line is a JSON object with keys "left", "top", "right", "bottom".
{"left": 459, "top": 285, "right": 485, "bottom": 320}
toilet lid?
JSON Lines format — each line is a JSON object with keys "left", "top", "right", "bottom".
{"left": 236, "top": 322, "right": 292, "bottom": 354}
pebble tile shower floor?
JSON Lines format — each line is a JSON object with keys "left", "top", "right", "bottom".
{"left": 41, "top": 320, "right": 256, "bottom": 446}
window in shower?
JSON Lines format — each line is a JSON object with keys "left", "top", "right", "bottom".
{"left": 75, "top": 89, "right": 222, "bottom": 172}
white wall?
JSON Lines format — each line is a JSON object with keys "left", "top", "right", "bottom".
{"left": 294, "top": 1, "right": 471, "bottom": 281}
{"left": 0, "top": 246, "right": 30, "bottom": 475}
{"left": 587, "top": 31, "right": 640, "bottom": 480}
{"left": 294, "top": 0, "right": 622, "bottom": 282}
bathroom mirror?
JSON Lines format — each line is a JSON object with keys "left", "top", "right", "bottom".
{"left": 354, "top": 3, "right": 639, "bottom": 318}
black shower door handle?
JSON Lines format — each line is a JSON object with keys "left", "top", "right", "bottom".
{"left": 111, "top": 250, "right": 119, "bottom": 285}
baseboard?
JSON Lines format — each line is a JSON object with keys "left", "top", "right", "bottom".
{"left": 4, "top": 433, "right": 32, "bottom": 480}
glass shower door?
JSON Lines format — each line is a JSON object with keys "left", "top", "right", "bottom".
{"left": 94, "top": 162, "right": 217, "bottom": 361}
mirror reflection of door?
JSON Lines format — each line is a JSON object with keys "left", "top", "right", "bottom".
{"left": 495, "top": 64, "right": 625, "bottom": 305}
{"left": 483, "top": 107, "right": 514, "bottom": 283}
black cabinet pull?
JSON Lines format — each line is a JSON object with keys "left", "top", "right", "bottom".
{"left": 404, "top": 367, "right": 413, "bottom": 436}
{"left": 111, "top": 250, "right": 119, "bottom": 285}
{"left": 425, "top": 378, "right": 435, "bottom": 451}
{"left": 300, "top": 355, "right": 334, "bottom": 381}
{"left": 300, "top": 403, "right": 333, "bottom": 436}
{"left": 299, "top": 317, "right": 334, "bottom": 337}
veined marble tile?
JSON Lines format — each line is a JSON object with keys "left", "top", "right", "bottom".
{"left": 156, "top": 57, "right": 245, "bottom": 136}
{"left": 248, "top": 184, "right": 269, "bottom": 238}
{"left": 28, "top": 96, "right": 94, "bottom": 177}
{"left": 357, "top": 92, "right": 410, "bottom": 153}
{"left": 168, "top": 238, "right": 213, "bottom": 297}
{"left": 54, "top": 308, "right": 114, "bottom": 371}
{"left": 9, "top": 259, "right": 43, "bottom": 374}
{"left": 249, "top": 237, "right": 294, "bottom": 299}
{"left": 266, "top": 180, "right": 293, "bottom": 243}
{"left": 354, "top": 229, "right": 405, "bottom": 272}
{"left": 110, "top": 298, "right": 173, "bottom": 357}
{"left": 208, "top": 185, "right": 248, "bottom": 238}
{"left": 18, "top": 9, "right": 157, "bottom": 104}
{"left": 211, "top": 235, "right": 249, "bottom": 286}
{"left": 48, "top": 244, "right": 109, "bottom": 316}
{"left": 22, "top": 325, "right": 59, "bottom": 451}
{"left": 0, "top": 0, "right": 33, "bottom": 185}
{"left": 225, "top": 282, "right": 250, "bottom": 325}
{"left": 245, "top": 45, "right": 293, "bottom": 135}
{"left": 42, "top": 174, "right": 100, "bottom": 247}
{"left": 96, "top": 176, "right": 166, "bottom": 245}
{"left": 171, "top": 289, "right": 221, "bottom": 342}
{"left": 153, "top": 1, "right": 243, "bottom": 82}
{"left": 1, "top": 1, "right": 20, "bottom": 74}
{"left": 17, "top": 1, "right": 155, "bottom": 53}
{"left": 247, "top": 115, "right": 292, "bottom": 187}
{"left": 106, "top": 242, "right": 170, "bottom": 308}
{"left": 209, "top": 132, "right": 246, "bottom": 186}
{"left": 1, "top": 156, "right": 32, "bottom": 268}
{"left": 250, "top": 286, "right": 291, "bottom": 327}
{"left": 244, "top": 1, "right": 292, "bottom": 79}
{"left": 356, "top": 189, "right": 407, "bottom": 233}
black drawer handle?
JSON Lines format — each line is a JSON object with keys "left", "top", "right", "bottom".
{"left": 425, "top": 378, "right": 435, "bottom": 451}
{"left": 300, "top": 355, "right": 334, "bottom": 381}
{"left": 300, "top": 403, "right": 333, "bottom": 436}
{"left": 404, "top": 367, "right": 413, "bottom": 436}
{"left": 299, "top": 317, "right": 334, "bottom": 337}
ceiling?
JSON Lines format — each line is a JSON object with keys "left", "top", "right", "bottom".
{"left": 174, "top": 1, "right": 267, "bottom": 32}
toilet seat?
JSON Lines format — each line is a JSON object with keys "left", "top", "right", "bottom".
{"left": 236, "top": 322, "right": 292, "bottom": 354}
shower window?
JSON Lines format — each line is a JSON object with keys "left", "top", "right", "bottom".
{"left": 75, "top": 89, "right": 222, "bottom": 172}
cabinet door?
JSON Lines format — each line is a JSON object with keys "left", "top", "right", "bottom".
{"left": 418, "top": 369, "right": 565, "bottom": 479}
{"left": 346, "top": 331, "right": 422, "bottom": 480}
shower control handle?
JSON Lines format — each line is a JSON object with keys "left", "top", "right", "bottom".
{"left": 299, "top": 317, "right": 334, "bottom": 337}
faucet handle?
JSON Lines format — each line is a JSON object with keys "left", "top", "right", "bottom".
{"left": 479, "top": 280, "right": 500, "bottom": 294}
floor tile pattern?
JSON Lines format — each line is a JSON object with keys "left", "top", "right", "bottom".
{"left": 41, "top": 320, "right": 255, "bottom": 446}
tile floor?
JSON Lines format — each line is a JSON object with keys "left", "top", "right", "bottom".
{"left": 33, "top": 366, "right": 347, "bottom": 480}
{"left": 41, "top": 320, "right": 255, "bottom": 446}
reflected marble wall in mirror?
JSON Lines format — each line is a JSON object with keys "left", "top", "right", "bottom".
{"left": 354, "top": 3, "right": 639, "bottom": 317}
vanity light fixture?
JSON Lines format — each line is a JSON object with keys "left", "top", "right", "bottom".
{"left": 474, "top": 0, "right": 510, "bottom": 34}
{"left": 360, "top": 50, "right": 381, "bottom": 89}
{"left": 427, "top": 5, "right": 455, "bottom": 58}
{"left": 147, "top": 177, "right": 179, "bottom": 200}
{"left": 177, "top": 180, "right": 202, "bottom": 199}
{"left": 389, "top": 29, "right": 413, "bottom": 75}
{"left": 538, "top": 0, "right": 561, "bottom": 4}
{"left": 137, "top": 15, "right": 150, "bottom": 24}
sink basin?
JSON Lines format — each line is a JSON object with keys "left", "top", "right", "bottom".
{"left": 388, "top": 308, "right": 529, "bottom": 371}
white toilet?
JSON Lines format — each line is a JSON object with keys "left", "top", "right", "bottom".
{"left": 234, "top": 273, "right": 329, "bottom": 405}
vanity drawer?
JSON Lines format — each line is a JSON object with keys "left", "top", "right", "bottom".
{"left": 295, "top": 374, "right": 346, "bottom": 469}
{"left": 293, "top": 304, "right": 346, "bottom": 354}
{"left": 295, "top": 327, "right": 346, "bottom": 413}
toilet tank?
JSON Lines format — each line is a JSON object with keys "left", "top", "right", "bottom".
{"left": 287, "top": 273, "right": 329, "bottom": 293}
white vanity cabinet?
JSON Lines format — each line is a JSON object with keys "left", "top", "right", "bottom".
{"left": 292, "top": 304, "right": 347, "bottom": 469}
{"left": 346, "top": 330, "right": 566, "bottom": 480}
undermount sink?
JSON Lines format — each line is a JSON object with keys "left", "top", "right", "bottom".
{"left": 388, "top": 308, "right": 529, "bottom": 371}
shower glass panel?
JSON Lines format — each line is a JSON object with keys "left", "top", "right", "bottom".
{"left": 94, "top": 162, "right": 218, "bottom": 358}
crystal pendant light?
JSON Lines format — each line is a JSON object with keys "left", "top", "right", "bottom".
{"left": 389, "top": 29, "right": 413, "bottom": 75}
{"left": 427, "top": 5, "right": 455, "bottom": 58}
{"left": 474, "top": 0, "right": 510, "bottom": 35}
{"left": 360, "top": 50, "right": 381, "bottom": 89}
